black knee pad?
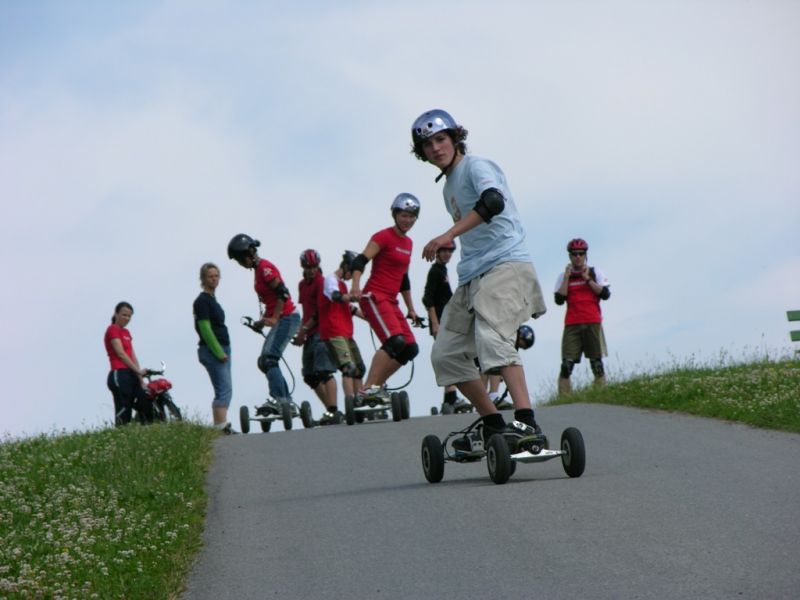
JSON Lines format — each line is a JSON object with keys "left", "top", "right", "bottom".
{"left": 342, "top": 361, "right": 365, "bottom": 379}
{"left": 397, "top": 342, "right": 419, "bottom": 365}
{"left": 303, "top": 374, "right": 321, "bottom": 389}
{"left": 560, "top": 359, "right": 575, "bottom": 379}
{"left": 316, "top": 371, "right": 334, "bottom": 385}
{"left": 382, "top": 335, "right": 407, "bottom": 361}
{"left": 590, "top": 358, "right": 605, "bottom": 378}
{"left": 258, "top": 354, "right": 279, "bottom": 375}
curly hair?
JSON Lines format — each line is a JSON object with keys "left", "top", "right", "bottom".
{"left": 411, "top": 126, "right": 469, "bottom": 162}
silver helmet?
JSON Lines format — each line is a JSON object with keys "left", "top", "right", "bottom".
{"left": 411, "top": 109, "right": 458, "bottom": 146}
{"left": 391, "top": 193, "right": 421, "bottom": 216}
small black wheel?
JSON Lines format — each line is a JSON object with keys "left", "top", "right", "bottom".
{"left": 300, "top": 401, "right": 314, "bottom": 429}
{"left": 399, "top": 391, "right": 410, "bottom": 420}
{"left": 561, "top": 427, "right": 586, "bottom": 477}
{"left": 260, "top": 418, "right": 271, "bottom": 432}
{"left": 421, "top": 435, "right": 445, "bottom": 483}
{"left": 239, "top": 405, "right": 250, "bottom": 434}
{"left": 345, "top": 394, "right": 356, "bottom": 426}
{"left": 391, "top": 393, "right": 402, "bottom": 422}
{"left": 441, "top": 402, "right": 454, "bottom": 415}
{"left": 164, "top": 396, "right": 182, "bottom": 421}
{"left": 487, "top": 434, "right": 512, "bottom": 484}
{"left": 430, "top": 406, "right": 439, "bottom": 416}
{"left": 281, "top": 402, "right": 293, "bottom": 431}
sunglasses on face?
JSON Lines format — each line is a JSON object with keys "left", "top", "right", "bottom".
{"left": 570, "top": 251, "right": 586, "bottom": 257}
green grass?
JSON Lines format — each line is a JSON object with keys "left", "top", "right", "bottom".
{"left": 548, "top": 357, "right": 800, "bottom": 433}
{"left": 0, "top": 422, "right": 218, "bottom": 599}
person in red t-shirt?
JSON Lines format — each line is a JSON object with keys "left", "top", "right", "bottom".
{"left": 104, "top": 301, "right": 152, "bottom": 425}
{"left": 554, "top": 238, "right": 611, "bottom": 394}
{"left": 318, "top": 250, "right": 366, "bottom": 410}
{"left": 228, "top": 233, "right": 301, "bottom": 414}
{"left": 349, "top": 194, "right": 422, "bottom": 400}
{"left": 292, "top": 249, "right": 339, "bottom": 421}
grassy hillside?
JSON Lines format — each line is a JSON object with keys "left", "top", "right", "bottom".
{"left": 548, "top": 358, "right": 800, "bottom": 433}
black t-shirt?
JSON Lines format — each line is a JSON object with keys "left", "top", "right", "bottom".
{"left": 422, "top": 262, "right": 453, "bottom": 320}
{"left": 193, "top": 292, "right": 230, "bottom": 347}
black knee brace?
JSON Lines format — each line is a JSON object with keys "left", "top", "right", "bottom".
{"left": 342, "top": 361, "right": 366, "bottom": 379}
{"left": 258, "top": 354, "right": 279, "bottom": 375}
{"left": 397, "top": 342, "right": 419, "bottom": 365}
{"left": 560, "top": 359, "right": 575, "bottom": 379}
{"left": 590, "top": 358, "right": 605, "bottom": 378}
{"left": 303, "top": 374, "right": 321, "bottom": 389}
{"left": 382, "top": 335, "right": 407, "bottom": 361}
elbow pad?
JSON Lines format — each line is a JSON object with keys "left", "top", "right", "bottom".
{"left": 400, "top": 273, "right": 410, "bottom": 293}
{"left": 554, "top": 292, "right": 566, "bottom": 305}
{"left": 473, "top": 188, "right": 505, "bottom": 223}
{"left": 599, "top": 287, "right": 611, "bottom": 301}
{"left": 274, "top": 281, "right": 290, "bottom": 301}
{"left": 351, "top": 253, "right": 369, "bottom": 273}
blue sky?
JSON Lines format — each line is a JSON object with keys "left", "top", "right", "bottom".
{"left": 2, "top": 0, "right": 798, "bottom": 438}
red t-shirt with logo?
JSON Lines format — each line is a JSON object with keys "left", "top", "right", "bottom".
{"left": 298, "top": 272, "right": 323, "bottom": 336}
{"left": 104, "top": 324, "right": 134, "bottom": 370}
{"left": 254, "top": 258, "right": 296, "bottom": 317}
{"left": 363, "top": 227, "right": 412, "bottom": 299}
{"left": 318, "top": 273, "right": 353, "bottom": 340}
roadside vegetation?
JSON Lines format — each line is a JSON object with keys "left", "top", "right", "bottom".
{"left": 548, "top": 354, "right": 800, "bottom": 433}
{"left": 1, "top": 355, "right": 797, "bottom": 598}
{"left": 0, "top": 421, "right": 216, "bottom": 599}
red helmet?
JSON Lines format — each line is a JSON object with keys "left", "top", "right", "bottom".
{"left": 567, "top": 238, "right": 589, "bottom": 253}
{"left": 300, "top": 249, "right": 320, "bottom": 268}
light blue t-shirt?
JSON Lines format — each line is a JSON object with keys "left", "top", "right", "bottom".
{"left": 442, "top": 155, "right": 531, "bottom": 286}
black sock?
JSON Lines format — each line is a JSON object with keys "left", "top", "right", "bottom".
{"left": 443, "top": 390, "right": 457, "bottom": 405}
{"left": 327, "top": 405, "right": 338, "bottom": 413}
{"left": 514, "top": 408, "right": 535, "bottom": 427}
{"left": 482, "top": 413, "right": 506, "bottom": 430}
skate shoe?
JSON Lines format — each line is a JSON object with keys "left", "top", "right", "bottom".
{"left": 440, "top": 401, "right": 455, "bottom": 415}
{"left": 318, "top": 410, "right": 343, "bottom": 426}
{"left": 358, "top": 385, "right": 389, "bottom": 406}
{"left": 453, "top": 397, "right": 472, "bottom": 413}
{"left": 255, "top": 399, "right": 281, "bottom": 416}
{"left": 493, "top": 396, "right": 513, "bottom": 410}
{"left": 488, "top": 421, "right": 545, "bottom": 454}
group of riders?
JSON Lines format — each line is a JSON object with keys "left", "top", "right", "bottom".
{"left": 108, "top": 108, "right": 611, "bottom": 451}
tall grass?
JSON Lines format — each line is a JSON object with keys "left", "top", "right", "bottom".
{"left": 0, "top": 422, "right": 217, "bottom": 599}
{"left": 548, "top": 357, "right": 800, "bottom": 433}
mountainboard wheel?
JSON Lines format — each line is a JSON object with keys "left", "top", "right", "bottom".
{"left": 391, "top": 393, "right": 402, "bottom": 422}
{"left": 421, "top": 435, "right": 445, "bottom": 483}
{"left": 260, "top": 418, "right": 271, "bottom": 432}
{"left": 281, "top": 402, "right": 293, "bottom": 431}
{"left": 399, "top": 391, "right": 410, "bottom": 420}
{"left": 430, "top": 406, "right": 439, "bottom": 416}
{"left": 239, "top": 405, "right": 250, "bottom": 434}
{"left": 300, "top": 401, "right": 314, "bottom": 429}
{"left": 560, "top": 427, "right": 586, "bottom": 477}
{"left": 487, "top": 434, "right": 512, "bottom": 485}
{"left": 345, "top": 394, "right": 356, "bottom": 426}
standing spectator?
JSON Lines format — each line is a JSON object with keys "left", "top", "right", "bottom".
{"left": 412, "top": 108, "right": 548, "bottom": 450}
{"left": 227, "top": 233, "right": 301, "bottom": 416}
{"left": 193, "top": 262, "right": 235, "bottom": 434}
{"left": 554, "top": 238, "right": 611, "bottom": 394}
{"left": 422, "top": 241, "right": 468, "bottom": 414}
{"left": 292, "top": 249, "right": 338, "bottom": 419}
{"left": 349, "top": 193, "right": 422, "bottom": 401}
{"left": 104, "top": 301, "right": 152, "bottom": 425}
{"left": 317, "top": 250, "right": 367, "bottom": 423}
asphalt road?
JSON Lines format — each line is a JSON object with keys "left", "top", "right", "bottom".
{"left": 182, "top": 404, "right": 800, "bottom": 599}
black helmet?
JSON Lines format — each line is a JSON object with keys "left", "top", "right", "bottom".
{"left": 516, "top": 325, "right": 535, "bottom": 350}
{"left": 227, "top": 233, "right": 260, "bottom": 261}
{"left": 340, "top": 250, "right": 357, "bottom": 271}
